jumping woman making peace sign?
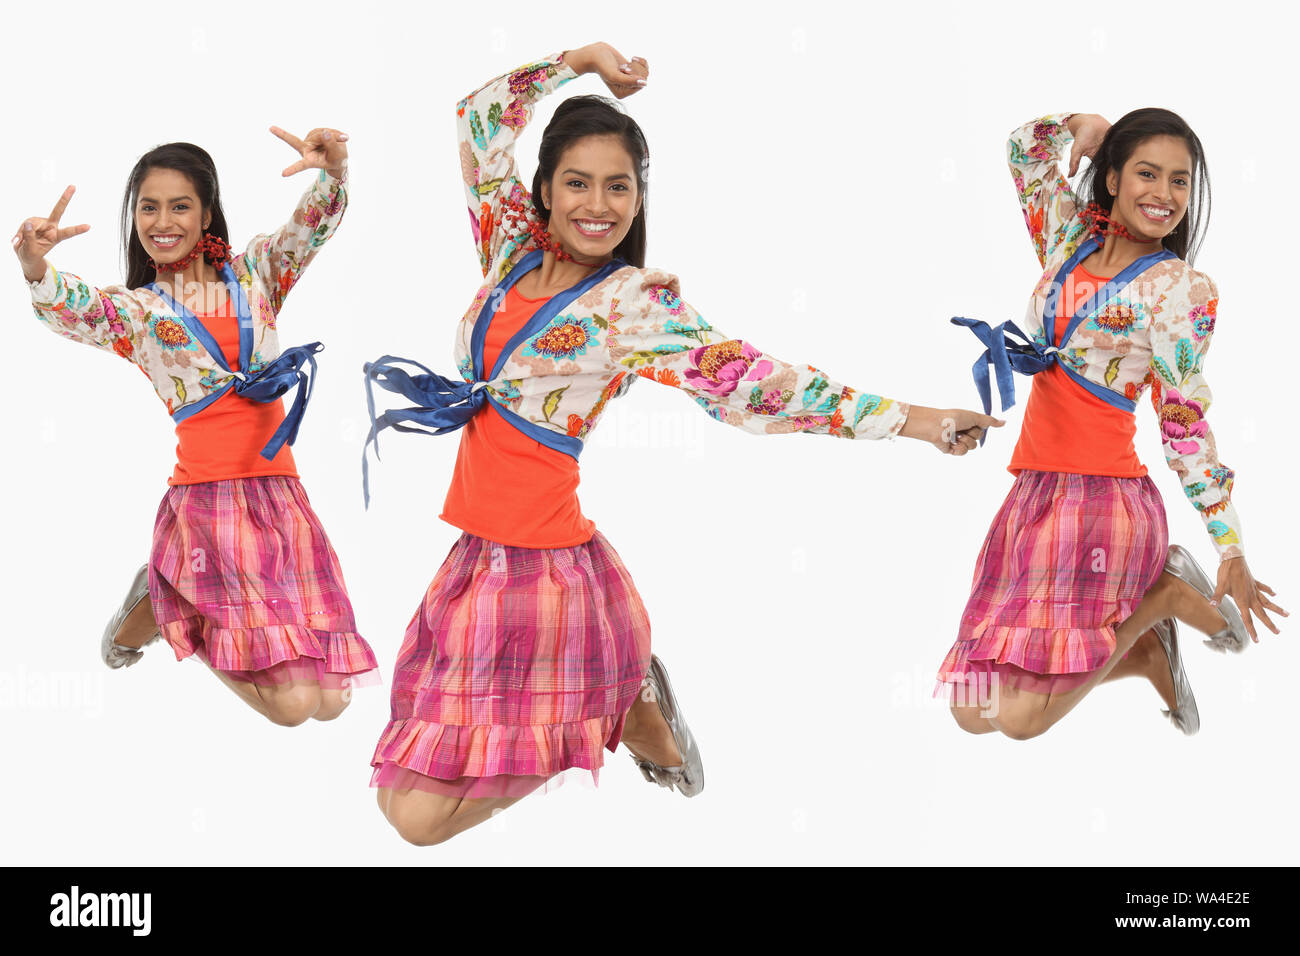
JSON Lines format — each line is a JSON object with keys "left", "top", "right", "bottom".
{"left": 16, "top": 126, "right": 379, "bottom": 726}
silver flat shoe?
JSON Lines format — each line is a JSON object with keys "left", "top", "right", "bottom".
{"left": 1152, "top": 618, "right": 1199, "bottom": 735}
{"left": 627, "top": 655, "right": 703, "bottom": 798}
{"left": 101, "top": 564, "right": 161, "bottom": 669}
{"left": 1163, "top": 544, "right": 1249, "bottom": 654}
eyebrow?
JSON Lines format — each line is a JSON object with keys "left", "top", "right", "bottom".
{"left": 561, "top": 168, "right": 632, "bottom": 181}
{"left": 1135, "top": 160, "right": 1192, "bottom": 176}
{"left": 138, "top": 195, "right": 195, "bottom": 203}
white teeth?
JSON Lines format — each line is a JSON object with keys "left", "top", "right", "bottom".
{"left": 152, "top": 235, "right": 181, "bottom": 245}
{"left": 1140, "top": 205, "right": 1171, "bottom": 219}
{"left": 575, "top": 221, "right": 612, "bottom": 233}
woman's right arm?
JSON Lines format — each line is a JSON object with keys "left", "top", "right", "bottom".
{"left": 1008, "top": 113, "right": 1091, "bottom": 268}
{"left": 15, "top": 187, "right": 146, "bottom": 363}
{"left": 458, "top": 43, "right": 647, "bottom": 280}
{"left": 458, "top": 52, "right": 579, "bottom": 279}
{"left": 28, "top": 264, "right": 147, "bottom": 363}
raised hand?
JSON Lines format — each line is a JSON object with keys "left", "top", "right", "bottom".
{"left": 12, "top": 185, "right": 91, "bottom": 282}
{"left": 900, "top": 405, "right": 1005, "bottom": 456}
{"left": 1066, "top": 113, "right": 1111, "bottom": 177}
{"left": 270, "top": 126, "right": 350, "bottom": 179}
{"left": 564, "top": 42, "right": 649, "bottom": 99}
{"left": 1211, "top": 557, "right": 1288, "bottom": 643}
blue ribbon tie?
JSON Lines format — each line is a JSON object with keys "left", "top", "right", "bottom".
{"left": 950, "top": 316, "right": 1061, "bottom": 445}
{"left": 361, "top": 354, "right": 490, "bottom": 508}
{"left": 232, "top": 341, "right": 324, "bottom": 460}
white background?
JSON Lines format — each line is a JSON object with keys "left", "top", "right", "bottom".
{"left": 1, "top": 0, "right": 1295, "bottom": 866}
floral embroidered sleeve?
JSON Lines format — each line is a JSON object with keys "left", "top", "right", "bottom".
{"left": 458, "top": 52, "right": 578, "bottom": 280}
{"left": 1145, "top": 269, "right": 1244, "bottom": 561}
{"left": 602, "top": 269, "right": 910, "bottom": 441}
{"left": 243, "top": 163, "right": 349, "bottom": 315}
{"left": 28, "top": 264, "right": 148, "bottom": 365}
{"left": 1009, "top": 114, "right": 1088, "bottom": 268}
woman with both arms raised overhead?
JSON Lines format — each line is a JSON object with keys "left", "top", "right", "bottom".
{"left": 938, "top": 109, "right": 1287, "bottom": 739}
{"left": 15, "top": 127, "right": 379, "bottom": 726}
{"left": 361, "top": 41, "right": 1002, "bottom": 846}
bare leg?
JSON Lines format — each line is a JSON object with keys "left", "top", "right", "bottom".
{"left": 620, "top": 685, "right": 682, "bottom": 766}
{"left": 950, "top": 698, "right": 1000, "bottom": 735}
{"left": 949, "top": 569, "right": 1220, "bottom": 738}
{"left": 987, "top": 571, "right": 1217, "bottom": 739}
{"left": 376, "top": 784, "right": 537, "bottom": 846}
{"left": 204, "top": 664, "right": 325, "bottom": 727}
{"left": 113, "top": 595, "right": 159, "bottom": 649}
{"left": 313, "top": 687, "right": 351, "bottom": 722}
{"left": 1100, "top": 627, "right": 1178, "bottom": 711}
{"left": 948, "top": 628, "right": 1172, "bottom": 736}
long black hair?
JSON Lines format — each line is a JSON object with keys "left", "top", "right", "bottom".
{"left": 1077, "top": 107, "right": 1210, "bottom": 265}
{"left": 531, "top": 94, "right": 649, "bottom": 268}
{"left": 119, "top": 143, "right": 231, "bottom": 289}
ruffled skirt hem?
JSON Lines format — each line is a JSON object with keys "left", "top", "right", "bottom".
{"left": 162, "top": 616, "right": 381, "bottom": 689}
{"left": 934, "top": 616, "right": 1146, "bottom": 699}
{"left": 369, "top": 712, "right": 626, "bottom": 796}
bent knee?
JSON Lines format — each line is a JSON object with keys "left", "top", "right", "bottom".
{"left": 384, "top": 801, "right": 455, "bottom": 847}
{"left": 949, "top": 704, "right": 997, "bottom": 735}
{"left": 992, "top": 708, "right": 1047, "bottom": 741}
{"left": 261, "top": 684, "right": 323, "bottom": 727}
{"left": 312, "top": 691, "right": 351, "bottom": 722}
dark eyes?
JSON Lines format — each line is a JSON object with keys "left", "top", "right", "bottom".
{"left": 566, "top": 180, "right": 629, "bottom": 191}
{"left": 1138, "top": 170, "right": 1188, "bottom": 186}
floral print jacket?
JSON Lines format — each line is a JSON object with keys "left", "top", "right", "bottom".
{"left": 1010, "top": 115, "right": 1242, "bottom": 560}
{"left": 451, "top": 52, "right": 910, "bottom": 452}
{"left": 27, "top": 165, "right": 348, "bottom": 419}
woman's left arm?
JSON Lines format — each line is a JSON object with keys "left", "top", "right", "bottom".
{"left": 1148, "top": 269, "right": 1286, "bottom": 638}
{"left": 243, "top": 126, "right": 349, "bottom": 314}
{"left": 603, "top": 270, "right": 1001, "bottom": 450}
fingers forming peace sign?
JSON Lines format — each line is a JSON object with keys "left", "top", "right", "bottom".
{"left": 12, "top": 185, "right": 91, "bottom": 280}
{"left": 269, "top": 126, "right": 350, "bottom": 178}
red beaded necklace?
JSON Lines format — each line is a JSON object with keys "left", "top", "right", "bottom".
{"left": 148, "top": 232, "right": 233, "bottom": 273}
{"left": 1078, "top": 201, "right": 1162, "bottom": 248}
{"left": 500, "top": 192, "right": 575, "bottom": 262}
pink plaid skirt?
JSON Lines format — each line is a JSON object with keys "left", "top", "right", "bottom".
{"left": 370, "top": 529, "right": 653, "bottom": 799}
{"left": 936, "top": 470, "right": 1169, "bottom": 698}
{"left": 149, "top": 476, "right": 379, "bottom": 689}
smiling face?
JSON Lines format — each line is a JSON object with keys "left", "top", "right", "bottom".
{"left": 1105, "top": 134, "right": 1194, "bottom": 243}
{"left": 134, "top": 167, "right": 209, "bottom": 265}
{"left": 539, "top": 134, "right": 642, "bottom": 263}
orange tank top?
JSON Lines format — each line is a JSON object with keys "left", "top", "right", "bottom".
{"left": 168, "top": 296, "right": 300, "bottom": 486}
{"left": 1007, "top": 262, "right": 1147, "bottom": 478}
{"left": 438, "top": 284, "right": 597, "bottom": 548}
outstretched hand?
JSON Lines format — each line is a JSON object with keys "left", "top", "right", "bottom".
{"left": 270, "top": 126, "right": 349, "bottom": 178}
{"left": 900, "top": 405, "right": 1005, "bottom": 455}
{"left": 12, "top": 185, "right": 90, "bottom": 281}
{"left": 564, "top": 42, "right": 649, "bottom": 99}
{"left": 1211, "top": 556, "right": 1288, "bottom": 643}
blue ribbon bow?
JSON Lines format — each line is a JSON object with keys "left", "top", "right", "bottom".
{"left": 232, "top": 341, "right": 324, "bottom": 460}
{"left": 148, "top": 265, "right": 323, "bottom": 460}
{"left": 950, "top": 316, "right": 1062, "bottom": 445}
{"left": 361, "top": 355, "right": 490, "bottom": 508}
